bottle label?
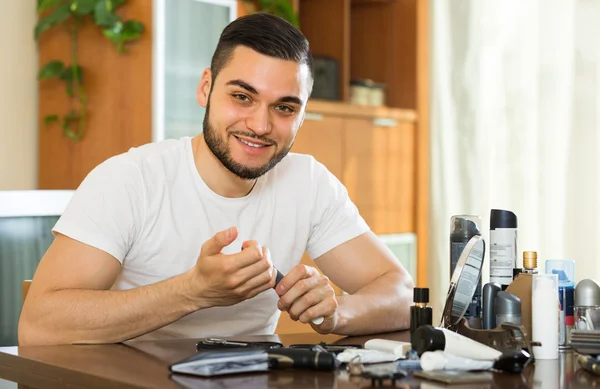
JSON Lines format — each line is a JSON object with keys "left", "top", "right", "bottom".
{"left": 451, "top": 242, "right": 483, "bottom": 318}
{"left": 558, "top": 286, "right": 575, "bottom": 345}
{"left": 490, "top": 228, "right": 517, "bottom": 286}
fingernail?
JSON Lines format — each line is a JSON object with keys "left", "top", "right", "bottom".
{"left": 277, "top": 284, "right": 285, "bottom": 294}
{"left": 226, "top": 227, "right": 232, "bottom": 239}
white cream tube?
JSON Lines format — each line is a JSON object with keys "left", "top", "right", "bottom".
{"left": 438, "top": 328, "right": 502, "bottom": 360}
{"left": 420, "top": 350, "right": 495, "bottom": 371}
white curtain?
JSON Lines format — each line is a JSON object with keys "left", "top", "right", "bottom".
{"left": 429, "top": 0, "right": 600, "bottom": 317}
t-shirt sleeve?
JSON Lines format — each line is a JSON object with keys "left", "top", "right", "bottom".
{"left": 306, "top": 159, "right": 370, "bottom": 260}
{"left": 52, "top": 156, "right": 145, "bottom": 263}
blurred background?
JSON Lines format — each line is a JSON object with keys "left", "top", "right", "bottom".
{"left": 0, "top": 0, "right": 598, "bottom": 349}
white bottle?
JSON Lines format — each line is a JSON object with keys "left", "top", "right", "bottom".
{"left": 532, "top": 273, "right": 559, "bottom": 359}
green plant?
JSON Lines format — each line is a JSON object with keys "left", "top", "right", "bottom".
{"left": 245, "top": 0, "right": 299, "bottom": 27}
{"left": 35, "top": 0, "right": 144, "bottom": 141}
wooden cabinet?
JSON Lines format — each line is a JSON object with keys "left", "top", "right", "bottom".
{"left": 296, "top": 100, "right": 417, "bottom": 235}
{"left": 291, "top": 114, "right": 344, "bottom": 180}
{"left": 344, "top": 118, "right": 415, "bottom": 234}
{"left": 275, "top": 99, "right": 417, "bottom": 334}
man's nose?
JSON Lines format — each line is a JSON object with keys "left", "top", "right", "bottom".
{"left": 245, "top": 106, "right": 271, "bottom": 135}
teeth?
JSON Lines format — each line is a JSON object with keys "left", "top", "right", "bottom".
{"left": 238, "top": 138, "right": 264, "bottom": 148}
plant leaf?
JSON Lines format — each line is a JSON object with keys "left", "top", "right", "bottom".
{"left": 62, "top": 110, "right": 81, "bottom": 140}
{"left": 70, "top": 0, "right": 96, "bottom": 15}
{"left": 121, "top": 20, "right": 144, "bottom": 40}
{"left": 93, "top": 0, "right": 122, "bottom": 27}
{"left": 59, "top": 65, "right": 83, "bottom": 82}
{"left": 38, "top": 60, "right": 65, "bottom": 79}
{"left": 60, "top": 65, "right": 84, "bottom": 97}
{"left": 258, "top": 0, "right": 275, "bottom": 10}
{"left": 112, "top": 0, "right": 126, "bottom": 10}
{"left": 102, "top": 21, "right": 123, "bottom": 44}
{"left": 38, "top": 0, "right": 64, "bottom": 13}
{"left": 35, "top": 2, "right": 71, "bottom": 39}
{"left": 275, "top": 0, "right": 299, "bottom": 26}
{"left": 44, "top": 114, "right": 60, "bottom": 125}
{"left": 103, "top": 20, "right": 143, "bottom": 53}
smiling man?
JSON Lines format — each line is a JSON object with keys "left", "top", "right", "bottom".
{"left": 18, "top": 13, "right": 414, "bottom": 346}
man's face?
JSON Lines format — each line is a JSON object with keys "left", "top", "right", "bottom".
{"left": 197, "top": 46, "right": 312, "bottom": 180}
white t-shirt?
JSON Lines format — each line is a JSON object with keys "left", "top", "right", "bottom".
{"left": 52, "top": 137, "right": 369, "bottom": 341}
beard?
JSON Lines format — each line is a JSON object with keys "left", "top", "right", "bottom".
{"left": 202, "top": 101, "right": 293, "bottom": 180}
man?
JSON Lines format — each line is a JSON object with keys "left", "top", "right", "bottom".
{"left": 19, "top": 13, "right": 414, "bottom": 346}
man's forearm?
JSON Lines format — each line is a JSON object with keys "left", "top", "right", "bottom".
{"left": 19, "top": 270, "right": 201, "bottom": 346}
{"left": 332, "top": 270, "right": 414, "bottom": 336}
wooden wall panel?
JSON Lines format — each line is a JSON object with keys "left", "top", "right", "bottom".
{"left": 38, "top": 2, "right": 152, "bottom": 189}
{"left": 416, "top": 0, "right": 430, "bottom": 287}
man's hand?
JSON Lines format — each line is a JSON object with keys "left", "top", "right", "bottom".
{"left": 275, "top": 264, "right": 338, "bottom": 334}
{"left": 191, "top": 227, "right": 276, "bottom": 308}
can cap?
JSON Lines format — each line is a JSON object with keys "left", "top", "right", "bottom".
{"left": 414, "top": 288, "right": 430, "bottom": 304}
{"left": 545, "top": 260, "right": 575, "bottom": 287}
{"left": 450, "top": 215, "right": 482, "bottom": 238}
{"left": 495, "top": 291, "right": 521, "bottom": 316}
{"left": 412, "top": 325, "right": 446, "bottom": 356}
{"left": 575, "top": 279, "right": 600, "bottom": 307}
{"left": 490, "top": 209, "right": 518, "bottom": 229}
{"left": 523, "top": 251, "right": 537, "bottom": 269}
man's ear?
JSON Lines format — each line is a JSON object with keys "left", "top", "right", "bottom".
{"left": 196, "top": 68, "right": 212, "bottom": 107}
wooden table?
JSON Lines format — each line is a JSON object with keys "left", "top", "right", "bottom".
{"left": 0, "top": 331, "right": 598, "bottom": 389}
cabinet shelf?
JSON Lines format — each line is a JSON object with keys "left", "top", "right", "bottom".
{"left": 299, "top": 0, "right": 420, "bottom": 110}
{"left": 307, "top": 99, "right": 416, "bottom": 121}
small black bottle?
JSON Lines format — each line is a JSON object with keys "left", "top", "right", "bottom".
{"left": 410, "top": 287, "right": 433, "bottom": 346}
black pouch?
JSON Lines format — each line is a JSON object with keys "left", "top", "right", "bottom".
{"left": 196, "top": 338, "right": 284, "bottom": 351}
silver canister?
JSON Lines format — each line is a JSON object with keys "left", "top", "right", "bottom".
{"left": 574, "top": 279, "right": 600, "bottom": 331}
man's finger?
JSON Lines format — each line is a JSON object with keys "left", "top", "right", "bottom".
{"left": 275, "top": 264, "right": 316, "bottom": 296}
{"left": 200, "top": 226, "right": 238, "bottom": 257}
{"left": 233, "top": 247, "right": 272, "bottom": 285}
{"left": 241, "top": 240, "right": 260, "bottom": 250}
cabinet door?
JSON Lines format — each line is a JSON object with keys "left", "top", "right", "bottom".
{"left": 290, "top": 113, "right": 344, "bottom": 180}
{"left": 343, "top": 117, "right": 415, "bottom": 234}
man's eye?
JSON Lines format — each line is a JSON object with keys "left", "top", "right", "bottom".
{"left": 233, "top": 94, "right": 250, "bottom": 102}
{"left": 276, "top": 105, "right": 294, "bottom": 113}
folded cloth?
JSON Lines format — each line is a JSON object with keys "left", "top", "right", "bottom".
{"left": 420, "top": 350, "right": 495, "bottom": 371}
{"left": 336, "top": 348, "right": 402, "bottom": 364}
{"left": 364, "top": 339, "right": 412, "bottom": 357}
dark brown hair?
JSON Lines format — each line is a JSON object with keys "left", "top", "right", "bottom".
{"left": 210, "top": 13, "right": 313, "bottom": 84}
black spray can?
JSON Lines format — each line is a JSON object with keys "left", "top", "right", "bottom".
{"left": 450, "top": 215, "right": 483, "bottom": 319}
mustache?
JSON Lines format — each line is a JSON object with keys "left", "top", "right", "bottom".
{"left": 229, "top": 131, "right": 276, "bottom": 146}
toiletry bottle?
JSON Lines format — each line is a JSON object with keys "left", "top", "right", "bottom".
{"left": 505, "top": 251, "right": 538, "bottom": 338}
{"left": 490, "top": 209, "right": 518, "bottom": 290}
{"left": 495, "top": 291, "right": 522, "bottom": 326}
{"left": 482, "top": 282, "right": 502, "bottom": 329}
{"left": 412, "top": 325, "right": 502, "bottom": 360}
{"left": 532, "top": 273, "right": 559, "bottom": 359}
{"left": 410, "top": 287, "right": 433, "bottom": 345}
{"left": 574, "top": 279, "right": 600, "bottom": 330}
{"left": 545, "top": 259, "right": 575, "bottom": 348}
{"left": 450, "top": 215, "right": 482, "bottom": 319}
